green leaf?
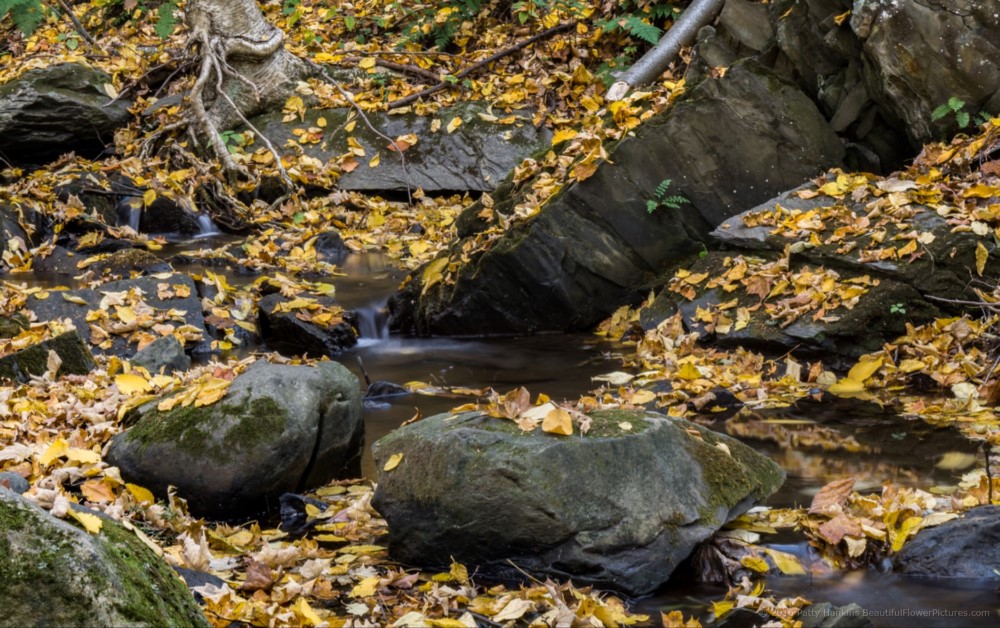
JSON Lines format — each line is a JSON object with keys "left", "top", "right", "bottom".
{"left": 948, "top": 96, "right": 965, "bottom": 112}
{"left": 931, "top": 104, "right": 951, "bottom": 121}
{"left": 154, "top": 0, "right": 179, "bottom": 39}
{"left": 957, "top": 111, "right": 970, "bottom": 128}
{"left": 65, "top": 37, "right": 78, "bottom": 50}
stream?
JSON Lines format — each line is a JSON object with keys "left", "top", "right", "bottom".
{"left": 13, "top": 230, "right": 1000, "bottom": 625}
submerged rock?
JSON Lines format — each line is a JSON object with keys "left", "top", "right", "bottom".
{"left": 390, "top": 60, "right": 843, "bottom": 336}
{"left": 894, "top": 506, "right": 1000, "bottom": 579}
{"left": 0, "top": 64, "right": 132, "bottom": 167}
{"left": 107, "top": 360, "right": 363, "bottom": 518}
{"left": 0, "top": 331, "right": 96, "bottom": 382}
{"left": 372, "top": 410, "right": 784, "bottom": 595}
{"left": 0, "top": 489, "right": 208, "bottom": 627}
{"left": 250, "top": 102, "right": 550, "bottom": 193}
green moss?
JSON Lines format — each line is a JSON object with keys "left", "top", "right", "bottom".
{"left": 125, "top": 395, "right": 287, "bottom": 463}
{"left": 0, "top": 314, "right": 28, "bottom": 339}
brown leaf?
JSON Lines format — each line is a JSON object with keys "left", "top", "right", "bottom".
{"left": 240, "top": 557, "right": 275, "bottom": 592}
{"left": 818, "top": 514, "right": 863, "bottom": 545}
{"left": 809, "top": 478, "right": 856, "bottom": 516}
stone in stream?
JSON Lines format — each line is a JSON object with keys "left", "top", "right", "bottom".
{"left": 249, "top": 102, "right": 550, "bottom": 194}
{"left": 390, "top": 60, "right": 844, "bottom": 336}
{"left": 107, "top": 360, "right": 363, "bottom": 518}
{"left": 372, "top": 410, "right": 784, "bottom": 595}
{"left": 23, "top": 273, "right": 207, "bottom": 358}
{"left": 0, "top": 331, "right": 96, "bottom": 382}
{"left": 0, "top": 488, "right": 209, "bottom": 627}
{"left": 0, "top": 63, "right": 133, "bottom": 167}
{"left": 131, "top": 334, "right": 191, "bottom": 375}
{"left": 257, "top": 292, "right": 358, "bottom": 357}
{"left": 893, "top": 505, "right": 1000, "bottom": 579}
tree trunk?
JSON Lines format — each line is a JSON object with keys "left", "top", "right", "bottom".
{"left": 184, "top": 0, "right": 310, "bottom": 176}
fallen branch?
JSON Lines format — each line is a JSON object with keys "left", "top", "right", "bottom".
{"left": 339, "top": 56, "right": 440, "bottom": 83}
{"left": 606, "top": 0, "right": 724, "bottom": 101}
{"left": 53, "top": 0, "right": 102, "bottom": 52}
{"left": 386, "top": 21, "right": 576, "bottom": 110}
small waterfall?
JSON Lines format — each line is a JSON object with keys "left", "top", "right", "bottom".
{"left": 194, "top": 213, "right": 221, "bottom": 238}
{"left": 116, "top": 197, "right": 142, "bottom": 232}
{"left": 355, "top": 302, "right": 390, "bottom": 346}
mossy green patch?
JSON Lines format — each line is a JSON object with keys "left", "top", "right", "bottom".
{"left": 125, "top": 395, "right": 287, "bottom": 464}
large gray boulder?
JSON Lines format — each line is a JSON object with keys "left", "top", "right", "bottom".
{"left": 372, "top": 410, "right": 784, "bottom": 595}
{"left": 390, "top": 60, "right": 843, "bottom": 335}
{"left": 0, "top": 64, "right": 132, "bottom": 166}
{"left": 107, "top": 360, "right": 363, "bottom": 518}
{"left": 250, "top": 102, "right": 550, "bottom": 193}
{"left": 0, "top": 489, "right": 208, "bottom": 627}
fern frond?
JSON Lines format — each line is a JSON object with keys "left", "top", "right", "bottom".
{"left": 623, "top": 15, "right": 662, "bottom": 45}
{"left": 653, "top": 178, "right": 673, "bottom": 200}
{"left": 1, "top": 0, "right": 45, "bottom": 36}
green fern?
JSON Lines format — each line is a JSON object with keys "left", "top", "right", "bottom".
{"left": 647, "top": 178, "right": 689, "bottom": 213}
{"left": 1, "top": 0, "right": 45, "bottom": 36}
{"left": 154, "top": 0, "right": 180, "bottom": 39}
{"left": 623, "top": 15, "right": 662, "bottom": 45}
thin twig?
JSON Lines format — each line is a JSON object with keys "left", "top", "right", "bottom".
{"left": 53, "top": 0, "right": 102, "bottom": 51}
{"left": 387, "top": 21, "right": 575, "bottom": 110}
{"left": 340, "top": 56, "right": 440, "bottom": 83}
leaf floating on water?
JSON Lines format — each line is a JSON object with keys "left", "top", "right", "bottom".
{"left": 383, "top": 453, "right": 403, "bottom": 471}
{"left": 809, "top": 478, "right": 856, "bottom": 516}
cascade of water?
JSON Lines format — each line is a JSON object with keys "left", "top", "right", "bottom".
{"left": 116, "top": 198, "right": 142, "bottom": 232}
{"left": 194, "top": 213, "right": 221, "bottom": 238}
{"left": 355, "top": 302, "right": 390, "bottom": 346}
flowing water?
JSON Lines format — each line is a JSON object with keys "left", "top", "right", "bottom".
{"left": 12, "top": 232, "right": 1000, "bottom": 624}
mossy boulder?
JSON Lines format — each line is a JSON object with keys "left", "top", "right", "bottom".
{"left": 0, "top": 331, "right": 96, "bottom": 382}
{"left": 0, "top": 488, "right": 208, "bottom": 627}
{"left": 0, "top": 63, "right": 132, "bottom": 167}
{"left": 371, "top": 410, "right": 784, "bottom": 595}
{"left": 107, "top": 360, "right": 363, "bottom": 518}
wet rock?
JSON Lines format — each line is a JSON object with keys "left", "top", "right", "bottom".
{"left": 249, "top": 102, "right": 550, "bottom": 193}
{"left": 312, "top": 230, "right": 351, "bottom": 264}
{"left": 258, "top": 293, "right": 357, "bottom": 358}
{"left": 0, "top": 471, "right": 29, "bottom": 494}
{"left": 0, "top": 204, "right": 29, "bottom": 272}
{"left": 894, "top": 506, "right": 1000, "bottom": 578}
{"left": 712, "top": 186, "right": 1000, "bottom": 305}
{"left": 637, "top": 250, "right": 941, "bottom": 358}
{"left": 372, "top": 410, "right": 784, "bottom": 595}
{"left": 23, "top": 274, "right": 206, "bottom": 358}
{"left": 851, "top": 1, "right": 1000, "bottom": 143}
{"left": 82, "top": 248, "right": 172, "bottom": 281}
{"left": 31, "top": 245, "right": 82, "bottom": 276}
{"left": 0, "top": 64, "right": 132, "bottom": 167}
{"left": 391, "top": 60, "right": 843, "bottom": 335}
{"left": 0, "top": 489, "right": 208, "bottom": 627}
{"left": 365, "top": 381, "right": 408, "bottom": 399}
{"left": 0, "top": 331, "right": 96, "bottom": 382}
{"left": 131, "top": 335, "right": 190, "bottom": 375}
{"left": 107, "top": 360, "right": 363, "bottom": 518}
{"left": 138, "top": 196, "right": 203, "bottom": 235}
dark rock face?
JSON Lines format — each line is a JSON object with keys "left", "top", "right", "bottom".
{"left": 0, "top": 205, "right": 29, "bottom": 273}
{"left": 0, "top": 64, "right": 132, "bottom": 167}
{"left": 258, "top": 293, "right": 357, "bottom": 357}
{"left": 24, "top": 274, "right": 206, "bottom": 358}
{"left": 107, "top": 361, "right": 363, "bottom": 518}
{"left": 0, "top": 331, "right": 96, "bottom": 382}
{"left": 0, "top": 489, "right": 209, "bottom": 627}
{"left": 83, "top": 248, "right": 172, "bottom": 281}
{"left": 894, "top": 506, "right": 1000, "bottom": 578}
{"left": 391, "top": 61, "right": 843, "bottom": 336}
{"left": 372, "top": 410, "right": 784, "bottom": 595}
{"left": 250, "top": 102, "right": 551, "bottom": 193}
{"left": 851, "top": 1, "right": 1000, "bottom": 144}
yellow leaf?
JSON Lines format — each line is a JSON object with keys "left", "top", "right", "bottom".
{"left": 66, "top": 448, "right": 101, "bottom": 465}
{"left": 740, "top": 555, "right": 770, "bottom": 573}
{"left": 61, "top": 293, "right": 89, "bottom": 305}
{"left": 976, "top": 241, "right": 988, "bottom": 276}
{"left": 428, "top": 619, "right": 470, "bottom": 628}
{"left": 828, "top": 377, "right": 866, "bottom": 397}
{"left": 551, "top": 129, "right": 578, "bottom": 146}
{"left": 846, "top": 355, "right": 883, "bottom": 383}
{"left": 142, "top": 189, "right": 157, "bottom": 207}
{"left": 890, "top": 516, "right": 923, "bottom": 552}
{"left": 764, "top": 548, "right": 806, "bottom": 575}
{"left": 358, "top": 57, "right": 376, "bottom": 69}
{"left": 293, "top": 597, "right": 324, "bottom": 626}
{"left": 69, "top": 509, "right": 103, "bottom": 534}
{"left": 115, "top": 373, "right": 151, "bottom": 395}
{"left": 712, "top": 600, "right": 735, "bottom": 619}
{"left": 369, "top": 153, "right": 380, "bottom": 168}
{"left": 126, "top": 483, "right": 155, "bottom": 504}
{"left": 351, "top": 576, "right": 380, "bottom": 598}
{"left": 317, "top": 116, "right": 327, "bottom": 128}
{"left": 541, "top": 407, "right": 573, "bottom": 436}
{"left": 421, "top": 257, "right": 449, "bottom": 295}
{"left": 39, "top": 438, "right": 69, "bottom": 466}
{"left": 115, "top": 305, "right": 137, "bottom": 325}
{"left": 676, "top": 363, "right": 701, "bottom": 381}
{"left": 383, "top": 453, "right": 403, "bottom": 471}
{"left": 446, "top": 116, "right": 462, "bottom": 133}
